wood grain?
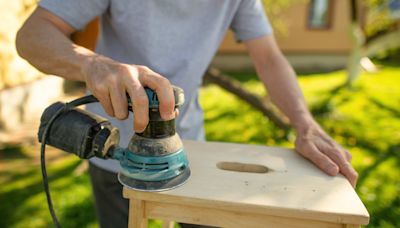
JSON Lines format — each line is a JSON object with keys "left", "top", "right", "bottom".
{"left": 123, "top": 140, "right": 370, "bottom": 226}
{"left": 146, "top": 201, "right": 343, "bottom": 228}
{"left": 129, "top": 199, "right": 147, "bottom": 228}
{"left": 161, "top": 220, "right": 174, "bottom": 228}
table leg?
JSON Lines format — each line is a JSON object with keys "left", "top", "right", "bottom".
{"left": 161, "top": 220, "right": 175, "bottom": 228}
{"left": 129, "top": 199, "right": 148, "bottom": 228}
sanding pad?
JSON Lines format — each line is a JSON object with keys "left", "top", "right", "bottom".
{"left": 118, "top": 168, "right": 191, "bottom": 192}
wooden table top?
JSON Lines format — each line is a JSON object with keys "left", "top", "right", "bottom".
{"left": 123, "top": 140, "right": 369, "bottom": 225}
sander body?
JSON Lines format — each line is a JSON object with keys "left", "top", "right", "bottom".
{"left": 38, "top": 86, "right": 190, "bottom": 192}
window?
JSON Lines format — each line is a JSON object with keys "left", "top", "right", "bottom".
{"left": 389, "top": 0, "right": 400, "bottom": 19}
{"left": 308, "top": 0, "right": 333, "bottom": 29}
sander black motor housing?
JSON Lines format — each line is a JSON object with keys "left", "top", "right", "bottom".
{"left": 38, "top": 102, "right": 120, "bottom": 159}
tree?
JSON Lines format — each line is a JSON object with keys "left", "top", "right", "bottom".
{"left": 347, "top": 0, "right": 400, "bottom": 85}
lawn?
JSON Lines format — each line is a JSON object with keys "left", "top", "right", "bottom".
{"left": 0, "top": 63, "right": 399, "bottom": 227}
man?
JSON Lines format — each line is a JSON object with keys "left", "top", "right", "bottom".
{"left": 16, "top": 0, "right": 358, "bottom": 227}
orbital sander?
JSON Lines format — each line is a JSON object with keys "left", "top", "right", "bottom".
{"left": 38, "top": 86, "right": 190, "bottom": 226}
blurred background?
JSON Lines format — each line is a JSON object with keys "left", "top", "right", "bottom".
{"left": 0, "top": 0, "right": 399, "bottom": 227}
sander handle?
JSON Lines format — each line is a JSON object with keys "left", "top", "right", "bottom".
{"left": 76, "top": 85, "right": 184, "bottom": 111}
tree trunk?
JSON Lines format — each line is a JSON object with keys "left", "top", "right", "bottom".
{"left": 347, "top": 0, "right": 365, "bottom": 85}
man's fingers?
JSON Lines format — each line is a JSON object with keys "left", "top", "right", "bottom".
{"left": 343, "top": 148, "right": 353, "bottom": 162}
{"left": 95, "top": 90, "right": 115, "bottom": 117}
{"left": 127, "top": 86, "right": 149, "bottom": 133}
{"left": 342, "top": 147, "right": 358, "bottom": 188}
{"left": 297, "top": 142, "right": 339, "bottom": 176}
{"left": 109, "top": 85, "right": 128, "bottom": 120}
{"left": 175, "top": 109, "right": 179, "bottom": 118}
{"left": 316, "top": 142, "right": 358, "bottom": 188}
{"left": 157, "top": 85, "right": 175, "bottom": 120}
{"left": 138, "top": 67, "right": 175, "bottom": 120}
{"left": 343, "top": 163, "right": 358, "bottom": 188}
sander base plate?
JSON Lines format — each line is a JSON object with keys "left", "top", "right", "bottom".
{"left": 118, "top": 168, "right": 191, "bottom": 192}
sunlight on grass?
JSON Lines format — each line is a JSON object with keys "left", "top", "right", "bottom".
{"left": 201, "top": 66, "right": 400, "bottom": 228}
{"left": 1, "top": 65, "right": 399, "bottom": 228}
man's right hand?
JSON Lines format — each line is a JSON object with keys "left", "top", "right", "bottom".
{"left": 16, "top": 7, "right": 176, "bottom": 132}
{"left": 82, "top": 56, "right": 176, "bottom": 132}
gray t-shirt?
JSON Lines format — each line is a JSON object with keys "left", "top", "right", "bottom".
{"left": 39, "top": 0, "right": 273, "bottom": 172}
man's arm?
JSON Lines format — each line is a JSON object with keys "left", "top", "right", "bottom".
{"left": 244, "top": 35, "right": 358, "bottom": 187}
{"left": 16, "top": 7, "right": 175, "bottom": 132}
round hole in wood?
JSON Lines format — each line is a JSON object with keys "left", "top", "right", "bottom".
{"left": 216, "top": 162, "right": 269, "bottom": 174}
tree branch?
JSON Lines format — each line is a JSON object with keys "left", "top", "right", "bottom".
{"left": 204, "top": 67, "right": 290, "bottom": 130}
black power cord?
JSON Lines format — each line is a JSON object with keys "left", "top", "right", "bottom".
{"left": 40, "top": 95, "right": 98, "bottom": 228}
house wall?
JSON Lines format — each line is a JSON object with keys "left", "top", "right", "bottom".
{"left": 219, "top": 1, "right": 353, "bottom": 54}
{"left": 277, "top": 0, "right": 352, "bottom": 53}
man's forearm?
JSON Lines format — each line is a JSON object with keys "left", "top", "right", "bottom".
{"left": 245, "top": 36, "right": 314, "bottom": 132}
{"left": 257, "top": 53, "right": 314, "bottom": 132}
{"left": 17, "top": 7, "right": 177, "bottom": 129}
{"left": 245, "top": 33, "right": 358, "bottom": 187}
{"left": 16, "top": 8, "right": 96, "bottom": 81}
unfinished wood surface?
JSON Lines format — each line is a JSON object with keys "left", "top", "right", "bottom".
{"left": 146, "top": 201, "right": 343, "bottom": 228}
{"left": 123, "top": 140, "right": 369, "bottom": 225}
{"left": 344, "top": 225, "right": 360, "bottom": 228}
{"left": 161, "top": 220, "right": 174, "bottom": 228}
{"left": 129, "top": 199, "right": 147, "bottom": 228}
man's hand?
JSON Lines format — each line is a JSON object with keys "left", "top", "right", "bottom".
{"left": 294, "top": 120, "right": 358, "bottom": 187}
{"left": 16, "top": 7, "right": 175, "bottom": 133}
{"left": 244, "top": 35, "right": 358, "bottom": 187}
{"left": 82, "top": 56, "right": 175, "bottom": 132}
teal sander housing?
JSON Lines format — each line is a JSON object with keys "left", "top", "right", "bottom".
{"left": 38, "top": 86, "right": 190, "bottom": 227}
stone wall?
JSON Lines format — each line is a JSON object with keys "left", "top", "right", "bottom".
{"left": 0, "top": 77, "right": 65, "bottom": 131}
{"left": 0, "top": 1, "right": 41, "bottom": 89}
{"left": 0, "top": 1, "right": 65, "bottom": 132}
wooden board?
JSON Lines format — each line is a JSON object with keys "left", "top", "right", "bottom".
{"left": 124, "top": 140, "right": 369, "bottom": 225}
{"left": 145, "top": 201, "right": 345, "bottom": 228}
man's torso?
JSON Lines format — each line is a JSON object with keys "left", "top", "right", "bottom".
{"left": 39, "top": 0, "right": 271, "bottom": 172}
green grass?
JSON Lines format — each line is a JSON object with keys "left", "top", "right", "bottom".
{"left": 201, "top": 65, "right": 400, "bottom": 228}
{"left": 0, "top": 146, "right": 96, "bottom": 228}
{"left": 1, "top": 63, "right": 399, "bottom": 227}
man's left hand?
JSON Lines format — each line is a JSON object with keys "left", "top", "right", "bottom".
{"left": 294, "top": 121, "right": 359, "bottom": 188}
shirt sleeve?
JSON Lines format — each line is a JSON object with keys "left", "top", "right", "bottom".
{"left": 39, "top": 0, "right": 110, "bottom": 30}
{"left": 230, "top": 0, "right": 273, "bottom": 42}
